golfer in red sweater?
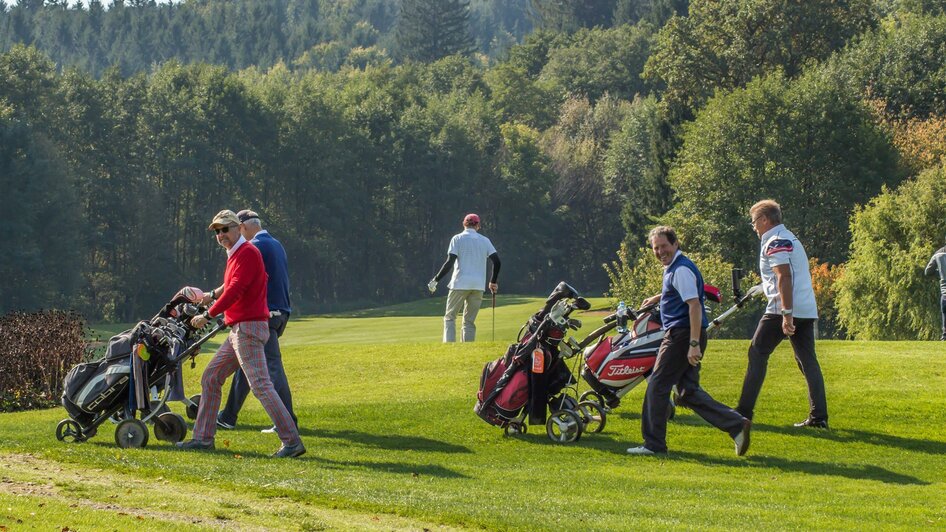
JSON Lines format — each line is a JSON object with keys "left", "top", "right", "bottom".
{"left": 177, "top": 210, "right": 305, "bottom": 458}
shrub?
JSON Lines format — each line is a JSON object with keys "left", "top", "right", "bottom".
{"left": 810, "top": 259, "right": 845, "bottom": 338}
{"left": 0, "top": 310, "right": 88, "bottom": 412}
{"left": 836, "top": 165, "right": 946, "bottom": 339}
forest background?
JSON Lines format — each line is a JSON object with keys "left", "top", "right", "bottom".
{"left": 2, "top": 0, "right": 946, "bottom": 340}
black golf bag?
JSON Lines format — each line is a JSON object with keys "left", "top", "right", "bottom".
{"left": 474, "top": 282, "right": 591, "bottom": 439}
{"left": 57, "top": 287, "right": 225, "bottom": 448}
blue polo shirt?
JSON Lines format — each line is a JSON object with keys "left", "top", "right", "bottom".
{"left": 251, "top": 230, "right": 291, "bottom": 314}
{"left": 660, "top": 251, "right": 707, "bottom": 330}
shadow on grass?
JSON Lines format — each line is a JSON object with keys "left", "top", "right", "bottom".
{"left": 305, "top": 455, "right": 469, "bottom": 478}
{"left": 513, "top": 432, "right": 927, "bottom": 486}
{"left": 621, "top": 411, "right": 946, "bottom": 456}
{"left": 751, "top": 422, "right": 946, "bottom": 456}
{"left": 672, "top": 451, "right": 929, "bottom": 485}
{"left": 615, "top": 411, "right": 642, "bottom": 422}
{"left": 133, "top": 443, "right": 468, "bottom": 479}
{"left": 298, "top": 427, "right": 473, "bottom": 454}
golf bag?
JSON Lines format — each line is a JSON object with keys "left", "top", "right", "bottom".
{"left": 577, "top": 277, "right": 762, "bottom": 412}
{"left": 57, "top": 287, "right": 225, "bottom": 448}
{"left": 474, "top": 282, "right": 589, "bottom": 431}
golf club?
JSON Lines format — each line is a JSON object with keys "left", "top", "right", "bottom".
{"left": 492, "top": 291, "right": 496, "bottom": 342}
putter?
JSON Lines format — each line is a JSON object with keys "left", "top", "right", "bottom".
{"left": 492, "top": 291, "right": 496, "bottom": 342}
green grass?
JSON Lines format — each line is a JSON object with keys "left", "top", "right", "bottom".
{"left": 4, "top": 297, "right": 946, "bottom": 530}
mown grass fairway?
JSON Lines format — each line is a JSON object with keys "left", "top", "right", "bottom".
{"left": 1, "top": 297, "right": 945, "bottom": 530}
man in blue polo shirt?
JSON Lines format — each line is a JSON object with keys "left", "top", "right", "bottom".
{"left": 627, "top": 226, "right": 751, "bottom": 456}
{"left": 215, "top": 210, "right": 297, "bottom": 432}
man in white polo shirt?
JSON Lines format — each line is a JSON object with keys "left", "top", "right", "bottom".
{"left": 736, "top": 199, "right": 829, "bottom": 429}
{"left": 924, "top": 239, "right": 946, "bottom": 340}
{"left": 428, "top": 213, "right": 501, "bottom": 342}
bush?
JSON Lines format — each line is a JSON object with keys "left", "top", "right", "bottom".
{"left": 0, "top": 310, "right": 88, "bottom": 412}
{"left": 835, "top": 165, "right": 946, "bottom": 339}
{"left": 810, "top": 259, "right": 845, "bottom": 338}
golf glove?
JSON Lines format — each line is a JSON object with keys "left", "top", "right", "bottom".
{"left": 427, "top": 280, "right": 438, "bottom": 293}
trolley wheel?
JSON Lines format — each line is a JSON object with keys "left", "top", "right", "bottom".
{"left": 579, "top": 391, "right": 605, "bottom": 408}
{"left": 147, "top": 400, "right": 171, "bottom": 423}
{"left": 503, "top": 422, "right": 527, "bottom": 437}
{"left": 153, "top": 412, "right": 188, "bottom": 443}
{"left": 114, "top": 419, "right": 149, "bottom": 449}
{"left": 56, "top": 419, "right": 85, "bottom": 443}
{"left": 546, "top": 409, "right": 583, "bottom": 444}
{"left": 577, "top": 400, "right": 607, "bottom": 433}
{"left": 186, "top": 394, "right": 201, "bottom": 420}
{"left": 549, "top": 393, "right": 578, "bottom": 412}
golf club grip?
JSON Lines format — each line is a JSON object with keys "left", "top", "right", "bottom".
{"left": 174, "top": 321, "right": 226, "bottom": 363}
{"left": 603, "top": 313, "right": 617, "bottom": 324}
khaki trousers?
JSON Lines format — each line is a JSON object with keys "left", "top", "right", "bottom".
{"left": 444, "top": 289, "right": 483, "bottom": 342}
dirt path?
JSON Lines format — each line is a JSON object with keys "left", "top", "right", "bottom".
{"left": 0, "top": 452, "right": 463, "bottom": 531}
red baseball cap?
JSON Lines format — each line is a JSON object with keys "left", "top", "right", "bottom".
{"left": 463, "top": 213, "right": 480, "bottom": 225}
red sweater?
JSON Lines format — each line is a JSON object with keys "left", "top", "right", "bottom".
{"left": 208, "top": 242, "right": 269, "bottom": 326}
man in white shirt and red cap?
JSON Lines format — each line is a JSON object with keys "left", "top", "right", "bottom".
{"left": 428, "top": 213, "right": 501, "bottom": 342}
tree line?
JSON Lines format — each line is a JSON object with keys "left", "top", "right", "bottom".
{"left": 0, "top": 0, "right": 536, "bottom": 75}
{"left": 2, "top": 0, "right": 946, "bottom": 339}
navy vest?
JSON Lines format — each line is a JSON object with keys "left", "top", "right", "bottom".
{"left": 660, "top": 253, "right": 707, "bottom": 330}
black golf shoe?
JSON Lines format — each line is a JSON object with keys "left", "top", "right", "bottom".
{"left": 175, "top": 439, "right": 214, "bottom": 450}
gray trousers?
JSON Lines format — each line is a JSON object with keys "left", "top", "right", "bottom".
{"left": 443, "top": 289, "right": 483, "bottom": 342}
{"left": 940, "top": 297, "right": 946, "bottom": 340}
{"left": 736, "top": 315, "right": 828, "bottom": 422}
{"left": 642, "top": 328, "right": 746, "bottom": 453}
{"left": 218, "top": 313, "right": 297, "bottom": 427}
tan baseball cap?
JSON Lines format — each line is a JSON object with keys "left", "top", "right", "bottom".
{"left": 208, "top": 209, "right": 241, "bottom": 229}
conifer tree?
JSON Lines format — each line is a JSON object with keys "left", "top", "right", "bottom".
{"left": 395, "top": 0, "right": 474, "bottom": 62}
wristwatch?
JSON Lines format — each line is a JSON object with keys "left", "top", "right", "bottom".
{"left": 689, "top": 339, "right": 699, "bottom": 348}
{"left": 780, "top": 308, "right": 793, "bottom": 316}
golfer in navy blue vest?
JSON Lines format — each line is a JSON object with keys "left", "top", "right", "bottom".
{"left": 627, "top": 226, "right": 751, "bottom": 456}
{"left": 215, "top": 209, "right": 297, "bottom": 432}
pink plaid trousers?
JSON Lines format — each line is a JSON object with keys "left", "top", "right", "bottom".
{"left": 192, "top": 321, "right": 300, "bottom": 446}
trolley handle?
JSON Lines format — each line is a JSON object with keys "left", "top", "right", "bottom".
{"left": 173, "top": 318, "right": 227, "bottom": 365}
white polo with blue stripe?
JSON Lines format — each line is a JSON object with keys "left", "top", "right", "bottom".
{"left": 758, "top": 224, "right": 818, "bottom": 319}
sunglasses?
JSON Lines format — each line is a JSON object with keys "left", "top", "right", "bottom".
{"left": 213, "top": 224, "right": 238, "bottom": 235}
